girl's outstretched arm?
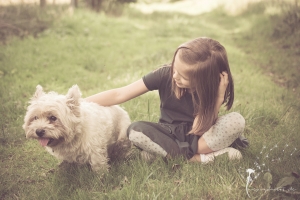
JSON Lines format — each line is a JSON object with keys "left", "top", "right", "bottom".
{"left": 84, "top": 79, "right": 149, "bottom": 106}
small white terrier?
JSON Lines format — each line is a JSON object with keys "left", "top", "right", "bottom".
{"left": 23, "top": 85, "right": 131, "bottom": 172}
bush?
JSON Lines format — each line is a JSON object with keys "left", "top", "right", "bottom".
{"left": 86, "top": 0, "right": 136, "bottom": 12}
{"left": 272, "top": 0, "right": 300, "bottom": 37}
{"left": 0, "top": 5, "right": 66, "bottom": 44}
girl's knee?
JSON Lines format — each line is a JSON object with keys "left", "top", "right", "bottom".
{"left": 127, "top": 121, "right": 144, "bottom": 137}
{"left": 226, "top": 112, "right": 245, "bottom": 132}
{"left": 232, "top": 112, "right": 245, "bottom": 131}
{"left": 128, "top": 130, "right": 167, "bottom": 157}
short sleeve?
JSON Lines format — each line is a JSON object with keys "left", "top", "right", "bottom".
{"left": 142, "top": 65, "right": 171, "bottom": 91}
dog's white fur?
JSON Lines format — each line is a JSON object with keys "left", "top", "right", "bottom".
{"left": 23, "top": 85, "right": 131, "bottom": 172}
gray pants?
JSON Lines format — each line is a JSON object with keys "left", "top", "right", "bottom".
{"left": 127, "top": 112, "right": 246, "bottom": 159}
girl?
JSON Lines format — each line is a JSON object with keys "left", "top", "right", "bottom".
{"left": 85, "top": 37, "right": 246, "bottom": 163}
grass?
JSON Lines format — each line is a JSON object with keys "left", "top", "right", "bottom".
{"left": 0, "top": 1, "right": 300, "bottom": 199}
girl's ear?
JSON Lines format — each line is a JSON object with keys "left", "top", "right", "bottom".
{"left": 31, "top": 85, "right": 45, "bottom": 101}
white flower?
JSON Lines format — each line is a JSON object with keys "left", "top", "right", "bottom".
{"left": 247, "top": 169, "right": 255, "bottom": 174}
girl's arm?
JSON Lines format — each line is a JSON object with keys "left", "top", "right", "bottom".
{"left": 84, "top": 79, "right": 149, "bottom": 106}
{"left": 215, "top": 71, "right": 229, "bottom": 116}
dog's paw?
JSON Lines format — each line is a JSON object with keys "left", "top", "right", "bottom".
{"left": 58, "top": 160, "right": 73, "bottom": 169}
{"left": 91, "top": 163, "right": 110, "bottom": 174}
{"left": 108, "top": 139, "right": 132, "bottom": 162}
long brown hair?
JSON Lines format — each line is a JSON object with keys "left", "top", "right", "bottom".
{"left": 170, "top": 37, "right": 234, "bottom": 135}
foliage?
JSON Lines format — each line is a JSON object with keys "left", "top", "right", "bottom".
{"left": 86, "top": 0, "right": 136, "bottom": 13}
{"left": 271, "top": 0, "right": 300, "bottom": 37}
{"left": 0, "top": 4, "right": 67, "bottom": 44}
{"left": 136, "top": 0, "right": 181, "bottom": 3}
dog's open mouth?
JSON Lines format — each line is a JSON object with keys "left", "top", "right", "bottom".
{"left": 38, "top": 138, "right": 54, "bottom": 147}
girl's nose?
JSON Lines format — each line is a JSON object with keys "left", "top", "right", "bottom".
{"left": 173, "top": 71, "right": 178, "bottom": 79}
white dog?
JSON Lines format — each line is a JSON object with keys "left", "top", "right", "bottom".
{"left": 23, "top": 85, "right": 131, "bottom": 172}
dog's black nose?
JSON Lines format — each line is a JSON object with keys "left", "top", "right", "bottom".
{"left": 36, "top": 129, "right": 45, "bottom": 137}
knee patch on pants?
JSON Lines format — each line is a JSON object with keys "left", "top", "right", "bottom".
{"left": 127, "top": 121, "right": 181, "bottom": 157}
{"left": 128, "top": 130, "right": 167, "bottom": 157}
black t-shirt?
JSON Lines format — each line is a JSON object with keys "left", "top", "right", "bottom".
{"left": 143, "top": 66, "right": 195, "bottom": 124}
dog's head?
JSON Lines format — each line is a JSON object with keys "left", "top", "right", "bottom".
{"left": 22, "top": 85, "right": 82, "bottom": 147}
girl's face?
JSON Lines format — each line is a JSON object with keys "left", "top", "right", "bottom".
{"left": 173, "top": 52, "right": 191, "bottom": 89}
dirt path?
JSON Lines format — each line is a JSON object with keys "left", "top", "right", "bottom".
{"left": 1, "top": 0, "right": 261, "bottom": 15}
{"left": 131, "top": 0, "right": 261, "bottom": 15}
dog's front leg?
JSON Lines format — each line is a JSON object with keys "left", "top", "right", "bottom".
{"left": 90, "top": 152, "right": 110, "bottom": 172}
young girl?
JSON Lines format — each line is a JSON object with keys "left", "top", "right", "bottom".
{"left": 85, "top": 37, "right": 246, "bottom": 163}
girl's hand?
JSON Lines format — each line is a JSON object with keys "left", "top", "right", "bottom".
{"left": 218, "top": 71, "right": 229, "bottom": 102}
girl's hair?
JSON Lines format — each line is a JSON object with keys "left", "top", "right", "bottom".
{"left": 170, "top": 37, "right": 234, "bottom": 135}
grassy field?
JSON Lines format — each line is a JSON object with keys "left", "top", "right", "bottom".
{"left": 0, "top": 1, "right": 300, "bottom": 199}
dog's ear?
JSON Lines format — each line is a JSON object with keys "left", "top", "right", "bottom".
{"left": 66, "top": 85, "right": 81, "bottom": 111}
{"left": 31, "top": 85, "right": 45, "bottom": 101}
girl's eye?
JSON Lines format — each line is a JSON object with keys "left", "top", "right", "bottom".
{"left": 181, "top": 75, "right": 188, "bottom": 81}
{"left": 182, "top": 76, "right": 188, "bottom": 81}
{"left": 49, "top": 116, "right": 57, "bottom": 121}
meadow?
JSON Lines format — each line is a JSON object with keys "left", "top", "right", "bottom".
{"left": 0, "top": 1, "right": 299, "bottom": 199}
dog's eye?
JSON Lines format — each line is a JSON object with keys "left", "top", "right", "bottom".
{"left": 33, "top": 116, "right": 38, "bottom": 120}
{"left": 49, "top": 116, "right": 57, "bottom": 121}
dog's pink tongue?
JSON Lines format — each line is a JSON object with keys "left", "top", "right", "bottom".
{"left": 38, "top": 138, "right": 49, "bottom": 147}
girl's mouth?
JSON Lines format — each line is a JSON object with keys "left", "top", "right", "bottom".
{"left": 175, "top": 81, "right": 182, "bottom": 86}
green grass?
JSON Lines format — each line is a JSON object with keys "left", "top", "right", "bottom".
{"left": 0, "top": 1, "right": 300, "bottom": 199}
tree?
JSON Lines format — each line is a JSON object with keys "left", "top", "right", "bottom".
{"left": 40, "top": 0, "right": 46, "bottom": 7}
{"left": 71, "top": 0, "right": 78, "bottom": 8}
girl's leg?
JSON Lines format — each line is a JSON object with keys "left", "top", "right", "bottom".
{"left": 127, "top": 121, "right": 181, "bottom": 159}
{"left": 191, "top": 112, "right": 245, "bottom": 163}
{"left": 129, "top": 129, "right": 168, "bottom": 157}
